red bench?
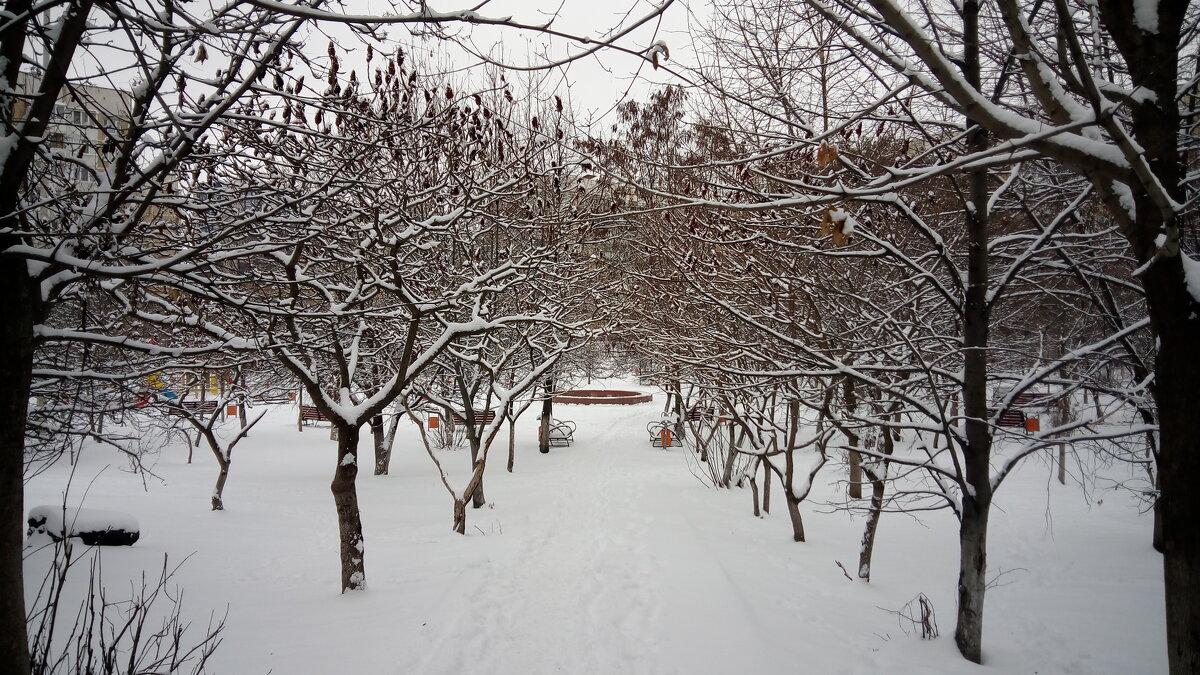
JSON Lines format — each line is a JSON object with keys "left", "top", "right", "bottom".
{"left": 300, "top": 404, "right": 331, "bottom": 425}
{"left": 452, "top": 410, "right": 496, "bottom": 427}
{"left": 992, "top": 409, "right": 1027, "bottom": 428}
{"left": 168, "top": 400, "right": 219, "bottom": 416}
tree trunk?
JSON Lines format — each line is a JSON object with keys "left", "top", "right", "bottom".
{"left": 844, "top": 378, "right": 862, "bottom": 499}
{"left": 452, "top": 498, "right": 466, "bottom": 535}
{"left": 506, "top": 414, "right": 516, "bottom": 472}
{"left": 470, "top": 441, "right": 486, "bottom": 508}
{"left": 539, "top": 376, "right": 553, "bottom": 454}
{"left": 1095, "top": 1, "right": 1200, "bottom": 664}
{"left": 671, "top": 379, "right": 684, "bottom": 439}
{"left": 848, "top": 449, "right": 863, "bottom": 499}
{"left": 762, "top": 458, "right": 771, "bottom": 514}
{"left": 0, "top": 258, "right": 34, "bottom": 675}
{"left": 331, "top": 424, "right": 366, "bottom": 592}
{"left": 375, "top": 412, "right": 401, "bottom": 476}
{"left": 858, "top": 467, "right": 886, "bottom": 582}
{"left": 953, "top": 0, "right": 994, "bottom": 661}
{"left": 749, "top": 473, "right": 761, "bottom": 517}
{"left": 212, "top": 457, "right": 229, "bottom": 511}
{"left": 370, "top": 414, "right": 386, "bottom": 476}
{"left": 955, "top": 494, "right": 991, "bottom": 662}
{"left": 1151, "top": 289, "right": 1200, "bottom": 674}
{"left": 784, "top": 494, "right": 806, "bottom": 543}
{"left": 720, "top": 425, "right": 738, "bottom": 488}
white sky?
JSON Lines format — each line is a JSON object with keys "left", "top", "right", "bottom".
{"left": 350, "top": 0, "right": 709, "bottom": 126}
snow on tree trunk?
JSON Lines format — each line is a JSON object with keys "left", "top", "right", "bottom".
{"left": 331, "top": 424, "right": 366, "bottom": 592}
{"left": 857, "top": 468, "right": 886, "bottom": 582}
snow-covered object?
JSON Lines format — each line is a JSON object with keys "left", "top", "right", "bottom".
{"left": 1182, "top": 252, "right": 1200, "bottom": 307}
{"left": 27, "top": 505, "right": 140, "bottom": 546}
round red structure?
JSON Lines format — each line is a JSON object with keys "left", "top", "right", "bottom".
{"left": 554, "top": 389, "right": 653, "bottom": 405}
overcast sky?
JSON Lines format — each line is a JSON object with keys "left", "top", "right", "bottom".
{"left": 356, "top": 0, "right": 709, "bottom": 126}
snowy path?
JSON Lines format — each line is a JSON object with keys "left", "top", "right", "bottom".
{"left": 401, "top": 403, "right": 778, "bottom": 675}
{"left": 22, "top": 383, "right": 1167, "bottom": 674}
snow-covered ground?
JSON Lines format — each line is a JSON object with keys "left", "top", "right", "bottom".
{"left": 23, "top": 381, "right": 1166, "bottom": 674}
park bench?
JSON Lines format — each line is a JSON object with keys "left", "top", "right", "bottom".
{"left": 299, "top": 404, "right": 331, "bottom": 425}
{"left": 168, "top": 400, "right": 219, "bottom": 417}
{"left": 539, "top": 418, "right": 576, "bottom": 447}
{"left": 991, "top": 390, "right": 1048, "bottom": 429}
{"left": 992, "top": 409, "right": 1027, "bottom": 428}
{"left": 648, "top": 418, "right": 681, "bottom": 447}
{"left": 451, "top": 409, "right": 497, "bottom": 427}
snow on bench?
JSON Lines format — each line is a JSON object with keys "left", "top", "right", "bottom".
{"left": 539, "top": 418, "right": 576, "bottom": 447}
{"left": 27, "top": 505, "right": 140, "bottom": 546}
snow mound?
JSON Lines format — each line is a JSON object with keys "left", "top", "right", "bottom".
{"left": 27, "top": 505, "right": 140, "bottom": 546}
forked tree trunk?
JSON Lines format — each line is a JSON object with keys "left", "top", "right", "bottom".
{"left": 470, "top": 440, "right": 486, "bottom": 508}
{"left": 331, "top": 423, "right": 366, "bottom": 592}
{"left": 456, "top": 454, "right": 489, "bottom": 533}
{"left": 212, "top": 457, "right": 230, "bottom": 511}
{"left": 452, "top": 498, "right": 467, "bottom": 535}
{"left": 784, "top": 494, "right": 806, "bottom": 543}
{"left": 375, "top": 412, "right": 401, "bottom": 476}
{"left": 720, "top": 424, "right": 739, "bottom": 488}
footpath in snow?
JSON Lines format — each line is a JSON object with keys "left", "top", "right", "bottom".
{"left": 23, "top": 382, "right": 1166, "bottom": 674}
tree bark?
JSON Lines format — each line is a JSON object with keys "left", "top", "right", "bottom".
{"left": 762, "top": 458, "right": 771, "bottom": 514}
{"left": 331, "top": 424, "right": 366, "bottom": 592}
{"left": 848, "top": 449, "right": 863, "bottom": 499}
{"left": 506, "top": 413, "right": 516, "bottom": 472}
{"left": 955, "top": 493, "right": 991, "bottom": 662}
{"left": 370, "top": 414, "right": 386, "bottom": 476}
{"left": 212, "top": 457, "right": 230, "bottom": 511}
{"left": 0, "top": 257, "right": 35, "bottom": 675}
{"left": 1151, "top": 285, "right": 1200, "bottom": 674}
{"left": 784, "top": 493, "right": 806, "bottom": 543}
{"left": 539, "top": 377, "right": 553, "bottom": 454}
{"left": 452, "top": 498, "right": 467, "bottom": 535}
{"left": 470, "top": 440, "right": 486, "bottom": 509}
{"left": 858, "top": 467, "right": 886, "bottom": 582}
{"left": 749, "top": 472, "right": 761, "bottom": 517}
{"left": 952, "top": 0, "right": 994, "bottom": 662}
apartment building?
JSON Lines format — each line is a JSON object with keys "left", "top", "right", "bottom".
{"left": 11, "top": 71, "right": 132, "bottom": 188}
